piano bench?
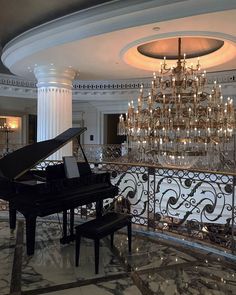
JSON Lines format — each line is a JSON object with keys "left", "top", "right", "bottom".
{"left": 75, "top": 212, "right": 132, "bottom": 274}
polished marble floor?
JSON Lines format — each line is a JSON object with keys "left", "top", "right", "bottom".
{"left": 0, "top": 218, "right": 236, "bottom": 295}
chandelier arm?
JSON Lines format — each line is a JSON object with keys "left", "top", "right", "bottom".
{"left": 118, "top": 38, "right": 235, "bottom": 169}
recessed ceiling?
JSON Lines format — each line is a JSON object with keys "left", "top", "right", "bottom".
{"left": 2, "top": 1, "right": 236, "bottom": 80}
{"left": 137, "top": 37, "right": 224, "bottom": 60}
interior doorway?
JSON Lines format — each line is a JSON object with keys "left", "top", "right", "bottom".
{"left": 104, "top": 114, "right": 126, "bottom": 144}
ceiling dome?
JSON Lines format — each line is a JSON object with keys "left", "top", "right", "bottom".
{"left": 137, "top": 37, "right": 224, "bottom": 60}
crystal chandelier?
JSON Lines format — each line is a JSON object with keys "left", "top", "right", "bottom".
{"left": 118, "top": 38, "right": 235, "bottom": 168}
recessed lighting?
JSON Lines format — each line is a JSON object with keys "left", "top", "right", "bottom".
{"left": 152, "top": 26, "right": 160, "bottom": 31}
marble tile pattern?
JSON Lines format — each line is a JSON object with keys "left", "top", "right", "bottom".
{"left": 20, "top": 222, "right": 126, "bottom": 291}
{"left": 0, "top": 221, "right": 16, "bottom": 295}
{"left": 114, "top": 233, "right": 197, "bottom": 271}
{"left": 0, "top": 219, "right": 236, "bottom": 295}
{"left": 43, "top": 278, "right": 142, "bottom": 295}
{"left": 139, "top": 261, "right": 236, "bottom": 295}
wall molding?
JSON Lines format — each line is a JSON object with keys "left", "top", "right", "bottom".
{"left": 0, "top": 74, "right": 37, "bottom": 98}
{"left": 0, "top": 70, "right": 236, "bottom": 100}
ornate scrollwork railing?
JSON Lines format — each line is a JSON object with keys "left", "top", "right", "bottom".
{"left": 89, "top": 162, "right": 236, "bottom": 253}
{"left": 0, "top": 145, "right": 235, "bottom": 253}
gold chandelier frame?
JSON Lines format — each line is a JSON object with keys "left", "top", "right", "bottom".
{"left": 118, "top": 38, "right": 235, "bottom": 168}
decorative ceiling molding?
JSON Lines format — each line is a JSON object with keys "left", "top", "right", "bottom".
{"left": 0, "top": 74, "right": 37, "bottom": 98}
{"left": 0, "top": 70, "right": 236, "bottom": 100}
{"left": 1, "top": 0, "right": 187, "bottom": 72}
{"left": 2, "top": 0, "right": 236, "bottom": 79}
{"left": 0, "top": 74, "right": 36, "bottom": 88}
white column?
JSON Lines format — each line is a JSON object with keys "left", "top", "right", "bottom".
{"left": 34, "top": 65, "right": 76, "bottom": 160}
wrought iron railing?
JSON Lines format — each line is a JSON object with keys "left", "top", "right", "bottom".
{"left": 0, "top": 144, "right": 235, "bottom": 254}
{"left": 93, "top": 162, "right": 236, "bottom": 252}
{"left": 76, "top": 145, "right": 236, "bottom": 253}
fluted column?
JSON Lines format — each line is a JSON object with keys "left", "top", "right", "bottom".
{"left": 34, "top": 65, "right": 76, "bottom": 160}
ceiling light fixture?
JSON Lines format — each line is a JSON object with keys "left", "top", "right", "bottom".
{"left": 118, "top": 38, "right": 235, "bottom": 168}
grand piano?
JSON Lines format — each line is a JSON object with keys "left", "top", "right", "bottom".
{"left": 0, "top": 127, "right": 118, "bottom": 255}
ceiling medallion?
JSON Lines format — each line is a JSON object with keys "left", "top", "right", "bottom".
{"left": 118, "top": 38, "right": 235, "bottom": 169}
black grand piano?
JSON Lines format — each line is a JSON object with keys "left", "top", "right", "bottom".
{"left": 0, "top": 127, "right": 118, "bottom": 255}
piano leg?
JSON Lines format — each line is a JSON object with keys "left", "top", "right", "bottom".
{"left": 25, "top": 215, "right": 36, "bottom": 255}
{"left": 9, "top": 205, "right": 16, "bottom": 230}
{"left": 60, "top": 200, "right": 103, "bottom": 245}
{"left": 96, "top": 200, "right": 103, "bottom": 217}
{"left": 70, "top": 208, "right": 74, "bottom": 239}
{"left": 60, "top": 210, "right": 75, "bottom": 244}
{"left": 60, "top": 210, "right": 68, "bottom": 244}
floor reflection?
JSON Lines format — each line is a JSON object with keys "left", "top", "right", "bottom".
{"left": 0, "top": 219, "right": 236, "bottom": 295}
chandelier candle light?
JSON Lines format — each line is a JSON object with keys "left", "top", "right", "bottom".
{"left": 118, "top": 38, "right": 235, "bottom": 168}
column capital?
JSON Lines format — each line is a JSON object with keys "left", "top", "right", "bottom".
{"left": 34, "top": 65, "right": 77, "bottom": 89}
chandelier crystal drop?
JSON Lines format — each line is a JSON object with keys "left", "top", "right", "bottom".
{"left": 118, "top": 38, "right": 235, "bottom": 168}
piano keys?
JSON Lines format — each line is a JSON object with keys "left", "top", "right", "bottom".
{"left": 0, "top": 128, "right": 118, "bottom": 255}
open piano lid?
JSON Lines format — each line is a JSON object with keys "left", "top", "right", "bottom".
{"left": 0, "top": 127, "right": 87, "bottom": 180}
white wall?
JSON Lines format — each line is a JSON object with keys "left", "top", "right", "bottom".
{"left": 73, "top": 102, "right": 98, "bottom": 144}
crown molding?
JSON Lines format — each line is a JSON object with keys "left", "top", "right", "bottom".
{"left": 0, "top": 74, "right": 37, "bottom": 98}
{"left": 0, "top": 70, "right": 236, "bottom": 100}
{"left": 3, "top": 0, "right": 235, "bottom": 77}
{"left": 72, "top": 70, "right": 236, "bottom": 101}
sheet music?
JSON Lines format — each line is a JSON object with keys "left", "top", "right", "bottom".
{"left": 63, "top": 156, "right": 80, "bottom": 178}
